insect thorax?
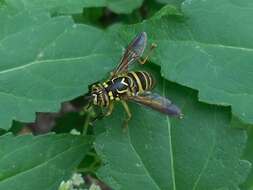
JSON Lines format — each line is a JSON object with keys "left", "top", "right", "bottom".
{"left": 91, "top": 71, "right": 155, "bottom": 107}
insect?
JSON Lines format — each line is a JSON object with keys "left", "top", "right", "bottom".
{"left": 86, "top": 32, "right": 183, "bottom": 127}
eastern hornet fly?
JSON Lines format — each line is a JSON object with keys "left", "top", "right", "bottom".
{"left": 86, "top": 32, "right": 183, "bottom": 126}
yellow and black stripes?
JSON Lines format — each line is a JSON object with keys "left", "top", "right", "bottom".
{"left": 127, "top": 71, "right": 155, "bottom": 95}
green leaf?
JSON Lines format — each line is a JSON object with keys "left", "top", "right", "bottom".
{"left": 0, "top": 7, "right": 120, "bottom": 129}
{"left": 156, "top": 0, "right": 184, "bottom": 7}
{"left": 158, "top": 0, "right": 253, "bottom": 125}
{"left": 241, "top": 127, "right": 253, "bottom": 190}
{"left": 0, "top": 133, "right": 92, "bottom": 190}
{"left": 5, "top": 0, "right": 143, "bottom": 14}
{"left": 94, "top": 71, "right": 250, "bottom": 190}
{"left": 106, "top": 0, "right": 144, "bottom": 14}
{"left": 113, "top": 0, "right": 253, "bottom": 125}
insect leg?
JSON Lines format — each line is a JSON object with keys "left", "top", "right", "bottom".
{"left": 80, "top": 102, "right": 93, "bottom": 116}
{"left": 138, "top": 43, "right": 157, "bottom": 65}
{"left": 121, "top": 100, "right": 132, "bottom": 129}
{"left": 105, "top": 103, "right": 114, "bottom": 116}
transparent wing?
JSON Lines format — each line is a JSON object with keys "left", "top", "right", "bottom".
{"left": 112, "top": 32, "right": 147, "bottom": 76}
{"left": 127, "top": 92, "right": 183, "bottom": 118}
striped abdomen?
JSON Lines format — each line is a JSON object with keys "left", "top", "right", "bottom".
{"left": 126, "top": 71, "right": 155, "bottom": 95}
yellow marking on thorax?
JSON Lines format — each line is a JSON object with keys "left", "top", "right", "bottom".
{"left": 117, "top": 89, "right": 129, "bottom": 93}
{"left": 108, "top": 91, "right": 114, "bottom": 100}
{"left": 121, "top": 78, "right": 128, "bottom": 86}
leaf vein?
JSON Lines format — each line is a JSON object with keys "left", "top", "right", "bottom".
{"left": 163, "top": 80, "right": 176, "bottom": 190}
{"left": 0, "top": 138, "right": 86, "bottom": 183}
{"left": 127, "top": 131, "right": 161, "bottom": 190}
{"left": 0, "top": 53, "right": 103, "bottom": 74}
